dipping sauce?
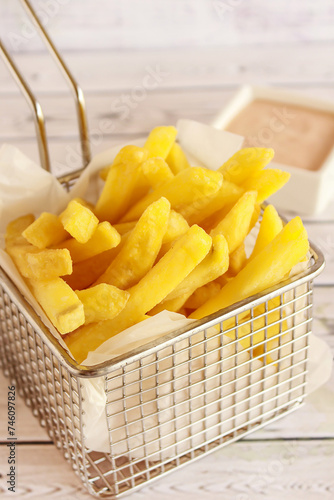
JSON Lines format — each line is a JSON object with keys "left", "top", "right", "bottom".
{"left": 225, "top": 99, "right": 334, "bottom": 171}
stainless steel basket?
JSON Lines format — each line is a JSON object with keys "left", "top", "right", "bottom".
{"left": 0, "top": 2, "right": 325, "bottom": 498}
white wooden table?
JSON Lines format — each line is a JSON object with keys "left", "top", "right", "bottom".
{"left": 0, "top": 3, "right": 334, "bottom": 497}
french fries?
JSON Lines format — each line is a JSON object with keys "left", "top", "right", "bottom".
{"left": 190, "top": 216, "right": 309, "bottom": 320}
{"left": 65, "top": 224, "right": 212, "bottom": 362}
{"left": 210, "top": 191, "right": 257, "bottom": 254}
{"left": 60, "top": 200, "right": 99, "bottom": 244}
{"left": 4, "top": 124, "right": 311, "bottom": 367}
{"left": 75, "top": 284, "right": 130, "bottom": 324}
{"left": 94, "top": 197, "right": 171, "bottom": 289}
{"left": 120, "top": 167, "right": 223, "bottom": 222}
{"left": 23, "top": 212, "right": 68, "bottom": 248}
{"left": 218, "top": 147, "right": 274, "bottom": 184}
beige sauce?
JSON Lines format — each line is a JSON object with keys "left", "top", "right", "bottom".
{"left": 225, "top": 99, "right": 334, "bottom": 171}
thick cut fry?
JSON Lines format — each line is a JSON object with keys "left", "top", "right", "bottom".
{"left": 192, "top": 181, "right": 245, "bottom": 228}
{"left": 71, "top": 197, "right": 95, "bottom": 211}
{"left": 65, "top": 224, "right": 212, "bottom": 363}
{"left": 191, "top": 216, "right": 309, "bottom": 320}
{"left": 29, "top": 277, "right": 85, "bottom": 335}
{"left": 17, "top": 248, "right": 72, "bottom": 280}
{"left": 248, "top": 204, "right": 283, "bottom": 262}
{"left": 184, "top": 282, "right": 221, "bottom": 310}
{"left": 63, "top": 246, "right": 124, "bottom": 290}
{"left": 218, "top": 147, "right": 274, "bottom": 185}
{"left": 155, "top": 211, "right": 190, "bottom": 259}
{"left": 166, "top": 142, "right": 190, "bottom": 174}
{"left": 151, "top": 235, "right": 228, "bottom": 314}
{"left": 55, "top": 221, "right": 120, "bottom": 263}
{"left": 151, "top": 234, "right": 229, "bottom": 314}
{"left": 241, "top": 168, "right": 290, "bottom": 204}
{"left": 162, "top": 210, "right": 189, "bottom": 244}
{"left": 149, "top": 293, "right": 190, "bottom": 315}
{"left": 75, "top": 284, "right": 130, "bottom": 324}
{"left": 113, "top": 221, "right": 137, "bottom": 235}
{"left": 142, "top": 157, "right": 174, "bottom": 188}
{"left": 7, "top": 244, "right": 39, "bottom": 274}
{"left": 94, "top": 197, "right": 171, "bottom": 289}
{"left": 99, "top": 145, "right": 149, "bottom": 181}
{"left": 60, "top": 200, "right": 99, "bottom": 244}
{"left": 95, "top": 159, "right": 151, "bottom": 223}
{"left": 163, "top": 234, "right": 228, "bottom": 302}
{"left": 114, "top": 145, "right": 149, "bottom": 166}
{"left": 144, "top": 126, "right": 177, "bottom": 159}
{"left": 5, "top": 214, "right": 35, "bottom": 248}
{"left": 23, "top": 212, "right": 68, "bottom": 249}
{"left": 121, "top": 167, "right": 223, "bottom": 222}
{"left": 210, "top": 191, "right": 257, "bottom": 254}
{"left": 228, "top": 242, "right": 247, "bottom": 276}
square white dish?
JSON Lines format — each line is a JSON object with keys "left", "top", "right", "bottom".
{"left": 211, "top": 85, "right": 334, "bottom": 215}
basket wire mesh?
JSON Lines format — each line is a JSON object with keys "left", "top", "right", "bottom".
{"left": 0, "top": 2, "right": 326, "bottom": 498}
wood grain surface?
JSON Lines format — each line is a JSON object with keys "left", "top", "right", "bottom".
{"left": 0, "top": 2, "right": 333, "bottom": 498}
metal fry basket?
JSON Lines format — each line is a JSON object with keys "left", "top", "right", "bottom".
{"left": 0, "top": 2, "right": 325, "bottom": 498}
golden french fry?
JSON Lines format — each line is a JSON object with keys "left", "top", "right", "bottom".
{"left": 248, "top": 204, "right": 283, "bottom": 262}
{"left": 29, "top": 277, "right": 85, "bottom": 335}
{"left": 193, "top": 181, "right": 245, "bottom": 229}
{"left": 16, "top": 248, "right": 72, "bottom": 280}
{"left": 113, "top": 221, "right": 137, "bottom": 235}
{"left": 75, "top": 283, "right": 130, "bottom": 324}
{"left": 63, "top": 246, "right": 123, "bottom": 290}
{"left": 149, "top": 292, "right": 190, "bottom": 315}
{"left": 95, "top": 160, "right": 151, "bottom": 223}
{"left": 114, "top": 145, "right": 149, "bottom": 166}
{"left": 144, "top": 126, "right": 178, "bottom": 159}
{"left": 162, "top": 210, "right": 189, "bottom": 244}
{"left": 191, "top": 216, "right": 309, "bottom": 320}
{"left": 155, "top": 211, "right": 190, "bottom": 260}
{"left": 23, "top": 212, "right": 68, "bottom": 249}
{"left": 249, "top": 203, "right": 261, "bottom": 232}
{"left": 60, "top": 200, "right": 99, "bottom": 244}
{"left": 99, "top": 145, "right": 149, "bottom": 181}
{"left": 163, "top": 234, "right": 228, "bottom": 302}
{"left": 210, "top": 191, "right": 257, "bottom": 254}
{"left": 5, "top": 214, "right": 35, "bottom": 248}
{"left": 166, "top": 142, "right": 190, "bottom": 174}
{"left": 241, "top": 168, "right": 290, "bottom": 204}
{"left": 55, "top": 221, "right": 120, "bottom": 263}
{"left": 71, "top": 197, "right": 95, "bottom": 212}
{"left": 184, "top": 282, "right": 221, "bottom": 310}
{"left": 142, "top": 157, "right": 174, "bottom": 188}
{"left": 94, "top": 197, "right": 171, "bottom": 289}
{"left": 121, "top": 167, "right": 223, "bottom": 222}
{"left": 150, "top": 235, "right": 228, "bottom": 314}
{"left": 65, "top": 224, "right": 212, "bottom": 363}
{"left": 228, "top": 242, "right": 247, "bottom": 276}
{"left": 218, "top": 147, "right": 274, "bottom": 184}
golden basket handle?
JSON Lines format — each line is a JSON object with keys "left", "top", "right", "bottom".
{"left": 0, "top": 40, "right": 51, "bottom": 172}
{"left": 0, "top": 0, "right": 91, "bottom": 173}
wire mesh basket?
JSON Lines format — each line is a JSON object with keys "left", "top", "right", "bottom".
{"left": 0, "top": 2, "right": 325, "bottom": 498}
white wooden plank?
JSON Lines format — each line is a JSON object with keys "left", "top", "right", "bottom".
{"left": 0, "top": 371, "right": 50, "bottom": 443}
{"left": 2, "top": 86, "right": 334, "bottom": 141}
{"left": 1, "top": 0, "right": 334, "bottom": 52}
{"left": 0, "top": 440, "right": 333, "bottom": 500}
{"left": 1, "top": 45, "right": 334, "bottom": 95}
